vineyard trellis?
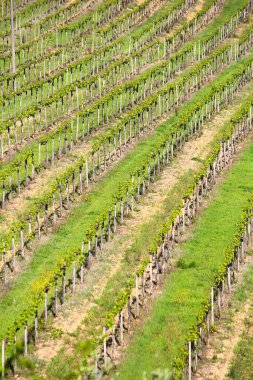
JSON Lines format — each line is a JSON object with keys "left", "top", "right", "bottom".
{"left": 0, "top": 2, "right": 251, "bottom": 214}
{"left": 1, "top": 50, "right": 253, "bottom": 377}
{"left": 1, "top": 0, "right": 253, "bottom": 377}
{"left": 91, "top": 100, "right": 253, "bottom": 376}
{"left": 1, "top": 41, "right": 252, "bottom": 276}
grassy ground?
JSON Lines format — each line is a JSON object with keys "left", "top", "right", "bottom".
{"left": 114, "top": 139, "right": 253, "bottom": 379}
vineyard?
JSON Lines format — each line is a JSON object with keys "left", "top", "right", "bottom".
{"left": 1, "top": 0, "right": 253, "bottom": 379}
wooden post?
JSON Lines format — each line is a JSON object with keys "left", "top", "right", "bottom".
{"left": 171, "top": 222, "right": 175, "bottom": 246}
{"left": 161, "top": 243, "right": 165, "bottom": 272}
{"left": 142, "top": 272, "right": 145, "bottom": 299}
{"left": 221, "top": 280, "right": 225, "bottom": 303}
{"left": 241, "top": 239, "right": 245, "bottom": 261}
{"left": 72, "top": 264, "right": 76, "bottom": 292}
{"left": 188, "top": 341, "right": 192, "bottom": 380}
{"left": 10, "top": 0, "right": 16, "bottom": 90}
{"left": 112, "top": 327, "right": 116, "bottom": 358}
{"left": 217, "top": 288, "right": 221, "bottom": 317}
{"left": 20, "top": 228, "right": 24, "bottom": 257}
{"left": 34, "top": 314, "right": 38, "bottom": 344}
{"left": 103, "top": 327, "right": 107, "bottom": 365}
{"left": 120, "top": 200, "right": 124, "bottom": 224}
{"left": 182, "top": 206, "right": 185, "bottom": 232}
{"left": 24, "top": 324, "right": 28, "bottom": 356}
{"left": 114, "top": 204, "right": 117, "bottom": 232}
{"left": 54, "top": 284, "right": 58, "bottom": 315}
{"left": 149, "top": 254, "right": 153, "bottom": 293}
{"left": 247, "top": 222, "right": 251, "bottom": 245}
{"left": 211, "top": 287, "right": 214, "bottom": 326}
{"left": 14, "top": 335, "right": 17, "bottom": 374}
{"left": 207, "top": 312, "right": 210, "bottom": 335}
{"left": 194, "top": 340, "right": 198, "bottom": 372}
{"left": 37, "top": 212, "right": 41, "bottom": 239}
{"left": 120, "top": 311, "right": 124, "bottom": 344}
{"left": 127, "top": 297, "right": 131, "bottom": 328}
{"left": 2, "top": 250, "right": 6, "bottom": 284}
{"left": 228, "top": 267, "right": 231, "bottom": 292}
{"left": 62, "top": 271, "right": 66, "bottom": 303}
{"left": 85, "top": 157, "right": 89, "bottom": 187}
{"left": 44, "top": 290, "right": 48, "bottom": 324}
{"left": 79, "top": 168, "right": 83, "bottom": 194}
{"left": 1, "top": 339, "right": 5, "bottom": 379}
{"left": 94, "top": 353, "right": 99, "bottom": 379}
{"left": 12, "top": 236, "right": 15, "bottom": 270}
{"left": 136, "top": 275, "right": 139, "bottom": 317}
{"left": 80, "top": 263, "right": 84, "bottom": 283}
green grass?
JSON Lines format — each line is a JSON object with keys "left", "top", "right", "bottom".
{"left": 115, "top": 141, "right": 253, "bottom": 379}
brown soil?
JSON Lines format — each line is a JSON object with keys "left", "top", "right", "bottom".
{"left": 185, "top": 0, "right": 205, "bottom": 21}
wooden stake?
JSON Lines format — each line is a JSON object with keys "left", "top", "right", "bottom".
{"left": 24, "top": 324, "right": 28, "bottom": 356}
{"left": 1, "top": 339, "right": 5, "bottom": 378}
{"left": 211, "top": 287, "right": 214, "bottom": 326}
{"left": 188, "top": 341, "right": 192, "bottom": 380}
